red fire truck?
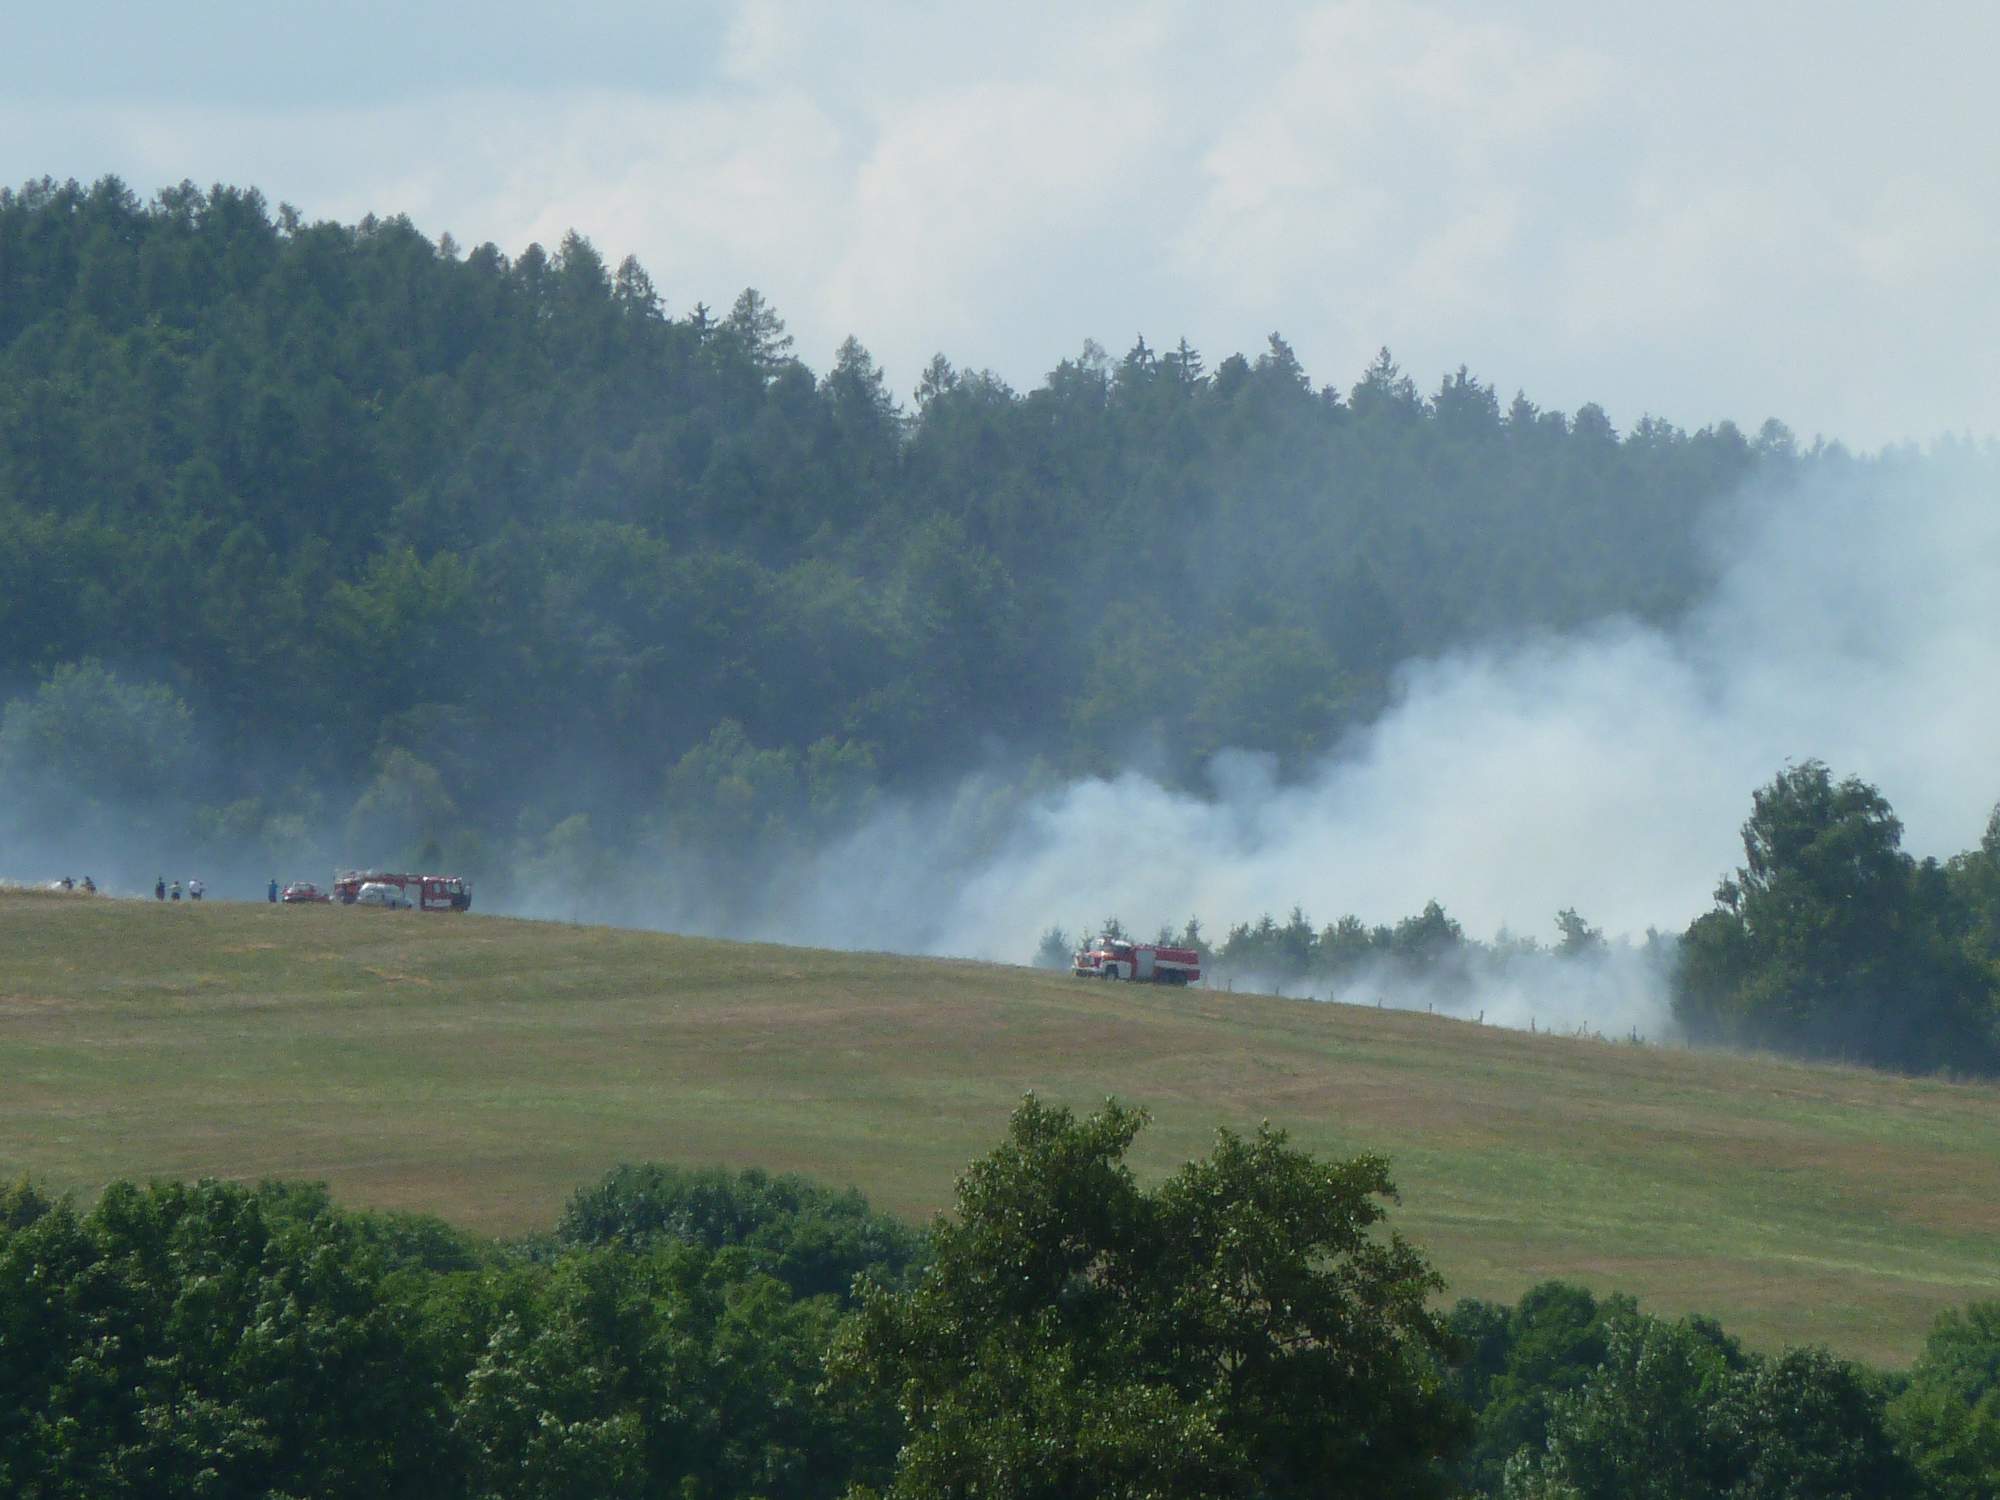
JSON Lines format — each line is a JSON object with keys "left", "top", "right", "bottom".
{"left": 332, "top": 870, "right": 473, "bottom": 912}
{"left": 1071, "top": 936, "right": 1201, "bottom": 985}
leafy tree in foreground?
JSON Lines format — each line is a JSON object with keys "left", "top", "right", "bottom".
{"left": 1500, "top": 1311, "right": 1915, "bottom": 1500}
{"left": 444, "top": 1246, "right": 881, "bottom": 1500}
{"left": 828, "top": 1096, "right": 1466, "bottom": 1499}
{"left": 1721, "top": 1346, "right": 1916, "bottom": 1500}
{"left": 0, "top": 1178, "right": 454, "bottom": 1498}
{"left": 1887, "top": 1302, "right": 2000, "bottom": 1500}
{"left": 1500, "top": 1313, "right": 1741, "bottom": 1499}
{"left": 1443, "top": 1282, "right": 1633, "bottom": 1495}
{"left": 554, "top": 1161, "right": 927, "bottom": 1303}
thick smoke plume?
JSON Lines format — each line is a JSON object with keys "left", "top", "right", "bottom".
{"left": 9, "top": 444, "right": 1996, "bottom": 1046}
{"left": 567, "top": 443, "right": 1998, "bottom": 1039}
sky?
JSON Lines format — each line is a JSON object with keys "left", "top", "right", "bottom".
{"left": 8, "top": 0, "right": 1996, "bottom": 450}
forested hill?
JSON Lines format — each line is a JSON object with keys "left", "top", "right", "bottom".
{"left": 2, "top": 175, "right": 1789, "bottom": 889}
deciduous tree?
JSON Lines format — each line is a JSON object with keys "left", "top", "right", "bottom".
{"left": 829, "top": 1096, "right": 1466, "bottom": 1499}
{"left": 1673, "top": 762, "right": 1999, "bottom": 1072}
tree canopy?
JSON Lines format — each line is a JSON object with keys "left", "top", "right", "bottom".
{"left": 0, "top": 1153, "right": 1992, "bottom": 1495}
{"left": 0, "top": 174, "right": 1786, "bottom": 903}
{"left": 828, "top": 1096, "right": 1467, "bottom": 1499}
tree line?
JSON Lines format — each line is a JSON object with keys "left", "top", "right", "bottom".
{"left": 2, "top": 173, "right": 1802, "bottom": 898}
{"left": 1045, "top": 764, "right": 2000, "bottom": 1075}
{"left": 1040, "top": 901, "right": 1641, "bottom": 1000}
{"left": 1, "top": 1099, "right": 1992, "bottom": 1497}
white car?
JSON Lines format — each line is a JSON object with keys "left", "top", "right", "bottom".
{"left": 354, "top": 881, "right": 413, "bottom": 910}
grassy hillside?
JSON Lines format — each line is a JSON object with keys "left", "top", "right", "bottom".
{"left": 3, "top": 889, "right": 1996, "bottom": 1365}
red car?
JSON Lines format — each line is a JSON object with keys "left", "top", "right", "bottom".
{"left": 281, "top": 881, "right": 331, "bottom": 904}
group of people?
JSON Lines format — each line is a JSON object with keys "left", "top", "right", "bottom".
{"left": 153, "top": 876, "right": 204, "bottom": 902}
{"left": 52, "top": 875, "right": 95, "bottom": 894}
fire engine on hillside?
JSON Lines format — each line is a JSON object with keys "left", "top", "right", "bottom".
{"left": 1071, "top": 935, "right": 1202, "bottom": 985}
{"left": 332, "top": 870, "right": 473, "bottom": 912}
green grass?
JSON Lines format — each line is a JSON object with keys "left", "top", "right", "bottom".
{"left": 4, "top": 889, "right": 1997, "bottom": 1365}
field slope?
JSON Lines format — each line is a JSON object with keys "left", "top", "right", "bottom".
{"left": 3, "top": 890, "right": 1996, "bottom": 1364}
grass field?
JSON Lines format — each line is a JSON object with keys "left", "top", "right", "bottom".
{"left": 3, "top": 888, "right": 1996, "bottom": 1365}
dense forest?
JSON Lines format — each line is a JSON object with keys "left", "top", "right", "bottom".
{"left": 0, "top": 174, "right": 1793, "bottom": 903}
{"left": 7, "top": 175, "right": 1996, "bottom": 1076}
{"left": 2, "top": 1100, "right": 1991, "bottom": 1497}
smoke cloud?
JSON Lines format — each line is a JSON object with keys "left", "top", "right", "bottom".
{"left": 593, "top": 442, "right": 1998, "bottom": 1040}
{"left": 9, "top": 443, "right": 1995, "bottom": 1046}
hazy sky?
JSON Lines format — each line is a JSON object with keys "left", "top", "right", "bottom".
{"left": 9, "top": 1, "right": 1994, "bottom": 447}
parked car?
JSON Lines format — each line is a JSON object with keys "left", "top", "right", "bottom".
{"left": 354, "top": 881, "right": 413, "bottom": 910}
{"left": 281, "top": 881, "right": 331, "bottom": 903}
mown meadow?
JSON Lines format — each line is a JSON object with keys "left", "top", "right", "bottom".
{"left": 4, "top": 888, "right": 1996, "bottom": 1364}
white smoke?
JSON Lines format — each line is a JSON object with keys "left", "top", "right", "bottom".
{"left": 20, "top": 438, "right": 1990, "bottom": 1049}
{"left": 1207, "top": 945, "right": 1679, "bottom": 1042}
{"left": 657, "top": 441, "right": 2000, "bottom": 1038}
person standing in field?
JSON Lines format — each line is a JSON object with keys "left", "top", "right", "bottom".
{"left": 170, "top": 880, "right": 181, "bottom": 901}
{"left": 156, "top": 876, "right": 165, "bottom": 901}
{"left": 268, "top": 878, "right": 279, "bottom": 903}
{"left": 189, "top": 878, "right": 204, "bottom": 901}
